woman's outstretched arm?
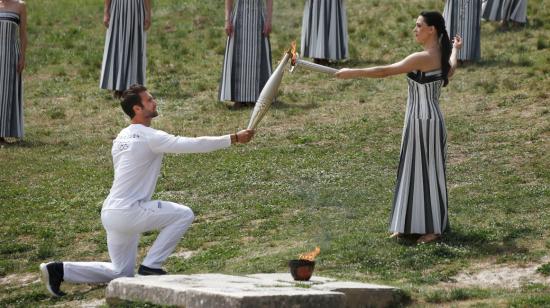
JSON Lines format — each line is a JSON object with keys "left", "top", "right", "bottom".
{"left": 335, "top": 52, "right": 430, "bottom": 79}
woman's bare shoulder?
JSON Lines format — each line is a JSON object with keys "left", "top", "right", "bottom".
{"left": 408, "top": 50, "right": 441, "bottom": 70}
{"left": 408, "top": 50, "right": 431, "bottom": 60}
{"left": 401, "top": 51, "right": 432, "bottom": 66}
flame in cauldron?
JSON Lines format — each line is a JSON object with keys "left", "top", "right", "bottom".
{"left": 298, "top": 246, "right": 320, "bottom": 262}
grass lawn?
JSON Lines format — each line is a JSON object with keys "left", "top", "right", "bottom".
{"left": 0, "top": 0, "right": 549, "bottom": 307}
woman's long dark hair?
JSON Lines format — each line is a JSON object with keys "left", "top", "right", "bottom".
{"left": 420, "top": 11, "right": 452, "bottom": 87}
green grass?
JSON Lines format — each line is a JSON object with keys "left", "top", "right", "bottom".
{"left": 537, "top": 263, "right": 550, "bottom": 276}
{"left": 424, "top": 287, "right": 492, "bottom": 303}
{"left": 1, "top": 0, "right": 549, "bottom": 307}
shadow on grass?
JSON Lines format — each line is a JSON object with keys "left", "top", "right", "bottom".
{"left": 0, "top": 284, "right": 105, "bottom": 307}
{"left": 475, "top": 57, "right": 534, "bottom": 68}
{"left": 444, "top": 228, "right": 531, "bottom": 256}
{"left": 394, "top": 227, "right": 531, "bottom": 257}
{"left": 0, "top": 139, "right": 49, "bottom": 148}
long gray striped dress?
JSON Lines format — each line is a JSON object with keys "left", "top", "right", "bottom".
{"left": 301, "top": 0, "right": 348, "bottom": 61}
{"left": 219, "top": 0, "right": 272, "bottom": 103}
{"left": 100, "top": 0, "right": 146, "bottom": 91}
{"left": 482, "top": 0, "right": 527, "bottom": 23}
{"left": 0, "top": 11, "right": 23, "bottom": 138}
{"left": 389, "top": 70, "right": 449, "bottom": 235}
{"left": 443, "top": 0, "right": 481, "bottom": 61}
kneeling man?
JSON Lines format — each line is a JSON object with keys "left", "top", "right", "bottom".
{"left": 40, "top": 84, "right": 254, "bottom": 296}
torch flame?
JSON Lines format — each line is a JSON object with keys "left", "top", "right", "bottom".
{"left": 290, "top": 41, "right": 297, "bottom": 66}
{"left": 298, "top": 246, "right": 320, "bottom": 262}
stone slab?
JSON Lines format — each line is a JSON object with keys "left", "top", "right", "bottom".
{"left": 248, "top": 273, "right": 402, "bottom": 308}
{"left": 105, "top": 273, "right": 403, "bottom": 308}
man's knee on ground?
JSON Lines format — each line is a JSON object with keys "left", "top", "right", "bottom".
{"left": 112, "top": 267, "right": 135, "bottom": 278}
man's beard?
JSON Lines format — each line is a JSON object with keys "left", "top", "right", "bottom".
{"left": 146, "top": 111, "right": 159, "bottom": 118}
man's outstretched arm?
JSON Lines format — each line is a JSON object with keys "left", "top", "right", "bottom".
{"left": 149, "top": 129, "right": 254, "bottom": 154}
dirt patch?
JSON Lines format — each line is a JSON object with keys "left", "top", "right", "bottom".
{"left": 194, "top": 209, "right": 234, "bottom": 224}
{"left": 442, "top": 257, "right": 550, "bottom": 289}
{"left": 0, "top": 273, "right": 40, "bottom": 287}
{"left": 419, "top": 298, "right": 509, "bottom": 308}
{"left": 240, "top": 236, "right": 256, "bottom": 243}
{"left": 448, "top": 151, "right": 469, "bottom": 165}
{"left": 170, "top": 250, "right": 197, "bottom": 260}
{"left": 53, "top": 298, "right": 106, "bottom": 308}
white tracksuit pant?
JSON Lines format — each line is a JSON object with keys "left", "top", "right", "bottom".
{"left": 63, "top": 200, "right": 194, "bottom": 283}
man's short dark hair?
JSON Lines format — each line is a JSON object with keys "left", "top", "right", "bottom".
{"left": 120, "top": 84, "right": 148, "bottom": 118}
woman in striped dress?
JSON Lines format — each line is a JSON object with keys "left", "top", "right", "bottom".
{"left": 443, "top": 0, "right": 481, "bottom": 62}
{"left": 0, "top": 0, "right": 27, "bottom": 143}
{"left": 100, "top": 0, "right": 151, "bottom": 97}
{"left": 219, "top": 0, "right": 273, "bottom": 108}
{"left": 482, "top": 0, "right": 527, "bottom": 27}
{"left": 336, "top": 12, "right": 462, "bottom": 243}
{"left": 301, "top": 0, "right": 348, "bottom": 64}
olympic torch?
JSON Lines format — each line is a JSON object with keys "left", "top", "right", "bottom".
{"left": 247, "top": 51, "right": 292, "bottom": 130}
{"left": 246, "top": 42, "right": 338, "bottom": 130}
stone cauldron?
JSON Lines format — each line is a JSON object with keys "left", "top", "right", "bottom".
{"left": 288, "top": 259, "right": 315, "bottom": 281}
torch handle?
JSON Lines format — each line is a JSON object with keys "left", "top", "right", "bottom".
{"left": 295, "top": 59, "right": 338, "bottom": 75}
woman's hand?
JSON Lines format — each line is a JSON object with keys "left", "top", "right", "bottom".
{"left": 144, "top": 13, "right": 151, "bottom": 31}
{"left": 262, "top": 20, "right": 272, "bottom": 36}
{"left": 335, "top": 68, "right": 357, "bottom": 79}
{"left": 449, "top": 36, "right": 462, "bottom": 78}
{"left": 103, "top": 11, "right": 110, "bottom": 28}
{"left": 17, "top": 56, "right": 25, "bottom": 73}
{"left": 453, "top": 35, "right": 463, "bottom": 50}
{"left": 225, "top": 19, "right": 233, "bottom": 36}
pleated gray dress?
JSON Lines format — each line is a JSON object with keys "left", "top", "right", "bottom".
{"left": 301, "top": 0, "right": 348, "bottom": 61}
{"left": 0, "top": 11, "right": 23, "bottom": 138}
{"left": 389, "top": 70, "right": 449, "bottom": 235}
{"left": 482, "top": 0, "right": 527, "bottom": 23}
{"left": 219, "top": 0, "right": 272, "bottom": 103}
{"left": 443, "top": 0, "right": 481, "bottom": 61}
{"left": 100, "top": 0, "right": 146, "bottom": 91}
